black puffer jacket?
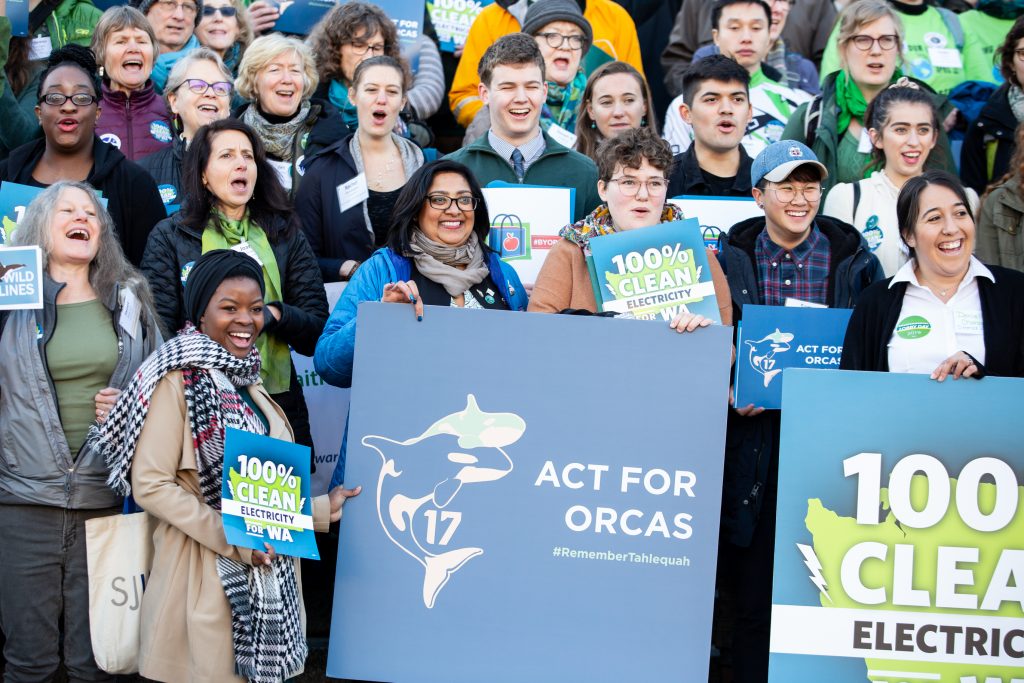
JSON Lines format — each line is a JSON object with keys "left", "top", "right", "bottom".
{"left": 961, "top": 83, "right": 1019, "bottom": 195}
{"left": 137, "top": 135, "right": 186, "bottom": 213}
{"left": 140, "top": 212, "right": 329, "bottom": 447}
{"left": 0, "top": 136, "right": 166, "bottom": 266}
{"left": 715, "top": 215, "right": 884, "bottom": 546}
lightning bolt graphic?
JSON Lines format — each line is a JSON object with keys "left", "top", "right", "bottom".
{"left": 796, "top": 543, "right": 832, "bottom": 603}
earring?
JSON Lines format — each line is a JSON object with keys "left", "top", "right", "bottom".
{"left": 641, "top": 116, "right": 648, "bottom": 127}
{"left": 590, "top": 121, "right": 596, "bottom": 129}
{"left": 758, "top": 204, "right": 764, "bottom": 209}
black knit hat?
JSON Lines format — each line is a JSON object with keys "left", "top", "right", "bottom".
{"left": 184, "top": 249, "right": 265, "bottom": 327}
{"left": 133, "top": 0, "right": 205, "bottom": 29}
{"left": 521, "top": 0, "right": 593, "bottom": 57}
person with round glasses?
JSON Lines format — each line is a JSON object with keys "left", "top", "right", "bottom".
{"left": 783, "top": 0, "right": 956, "bottom": 196}
{"left": 138, "top": 48, "right": 232, "bottom": 214}
{"left": 135, "top": 0, "right": 204, "bottom": 92}
{"left": 195, "top": 0, "right": 251, "bottom": 76}
{"left": 0, "top": 45, "right": 166, "bottom": 266}
{"left": 818, "top": 0, "right": 966, "bottom": 98}
{"left": 522, "top": 0, "right": 592, "bottom": 140}
{"left": 716, "top": 139, "right": 883, "bottom": 682}
{"left": 530, "top": 126, "right": 732, "bottom": 325}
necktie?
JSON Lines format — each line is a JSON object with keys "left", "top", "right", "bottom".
{"left": 511, "top": 148, "right": 525, "bottom": 182}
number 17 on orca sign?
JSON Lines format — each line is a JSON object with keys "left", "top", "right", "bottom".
{"left": 221, "top": 427, "right": 320, "bottom": 560}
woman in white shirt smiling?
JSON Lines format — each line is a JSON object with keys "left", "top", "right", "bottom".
{"left": 824, "top": 79, "right": 977, "bottom": 277}
{"left": 841, "top": 170, "right": 1024, "bottom": 379}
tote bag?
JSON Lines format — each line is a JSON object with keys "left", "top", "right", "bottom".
{"left": 85, "top": 510, "right": 156, "bottom": 673}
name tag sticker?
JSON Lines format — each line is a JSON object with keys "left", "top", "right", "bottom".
{"left": 954, "top": 309, "right": 983, "bottom": 335}
{"left": 857, "top": 128, "right": 873, "bottom": 154}
{"left": 546, "top": 123, "right": 577, "bottom": 149}
{"left": 928, "top": 47, "right": 962, "bottom": 69}
{"left": 231, "top": 241, "right": 264, "bottom": 267}
{"left": 337, "top": 174, "right": 369, "bottom": 214}
{"left": 28, "top": 37, "right": 52, "bottom": 61}
{"left": 119, "top": 287, "right": 141, "bottom": 340}
{"left": 268, "top": 158, "right": 293, "bottom": 191}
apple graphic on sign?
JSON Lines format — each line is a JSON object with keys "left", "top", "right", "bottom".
{"left": 503, "top": 231, "right": 520, "bottom": 254}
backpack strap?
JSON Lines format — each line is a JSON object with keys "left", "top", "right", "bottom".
{"left": 803, "top": 95, "right": 823, "bottom": 149}
{"left": 852, "top": 181, "right": 862, "bottom": 221}
{"left": 936, "top": 7, "right": 965, "bottom": 52}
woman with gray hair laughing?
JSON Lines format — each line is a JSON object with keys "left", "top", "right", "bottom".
{"left": 0, "top": 180, "right": 162, "bottom": 680}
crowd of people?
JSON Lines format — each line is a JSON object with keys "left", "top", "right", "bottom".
{"left": 1, "top": 0, "right": 1023, "bottom": 680}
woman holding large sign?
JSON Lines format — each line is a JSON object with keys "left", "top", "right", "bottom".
{"left": 841, "top": 170, "right": 1024, "bottom": 378}
{"left": 93, "top": 249, "right": 358, "bottom": 681}
{"left": 0, "top": 181, "right": 162, "bottom": 679}
{"left": 528, "top": 126, "right": 732, "bottom": 328}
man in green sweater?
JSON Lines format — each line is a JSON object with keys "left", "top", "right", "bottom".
{"left": 446, "top": 32, "right": 601, "bottom": 222}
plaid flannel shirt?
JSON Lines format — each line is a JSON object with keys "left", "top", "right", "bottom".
{"left": 754, "top": 226, "right": 831, "bottom": 307}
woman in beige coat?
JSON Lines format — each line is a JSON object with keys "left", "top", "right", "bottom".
{"left": 93, "top": 249, "right": 358, "bottom": 682}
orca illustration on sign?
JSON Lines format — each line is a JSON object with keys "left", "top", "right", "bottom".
{"left": 362, "top": 394, "right": 524, "bottom": 608}
{"left": 745, "top": 328, "right": 794, "bottom": 387}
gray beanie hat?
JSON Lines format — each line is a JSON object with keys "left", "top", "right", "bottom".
{"left": 134, "top": 0, "right": 205, "bottom": 29}
{"left": 521, "top": 0, "right": 593, "bottom": 57}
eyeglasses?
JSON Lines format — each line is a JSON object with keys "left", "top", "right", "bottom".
{"left": 607, "top": 176, "right": 668, "bottom": 196}
{"left": 768, "top": 184, "right": 822, "bottom": 203}
{"left": 426, "top": 194, "right": 478, "bottom": 211}
{"left": 849, "top": 34, "right": 899, "bottom": 51}
{"left": 348, "top": 41, "right": 386, "bottom": 56}
{"left": 179, "top": 78, "right": 233, "bottom": 97}
{"left": 39, "top": 92, "right": 98, "bottom": 106}
{"left": 536, "top": 32, "right": 585, "bottom": 50}
{"left": 202, "top": 5, "right": 237, "bottom": 17}
{"left": 153, "top": 0, "right": 199, "bottom": 16}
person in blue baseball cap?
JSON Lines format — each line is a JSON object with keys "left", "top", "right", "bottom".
{"left": 713, "top": 138, "right": 884, "bottom": 682}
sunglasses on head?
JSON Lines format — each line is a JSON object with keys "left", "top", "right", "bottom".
{"left": 202, "top": 5, "right": 237, "bottom": 17}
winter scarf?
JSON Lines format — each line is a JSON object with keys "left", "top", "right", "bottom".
{"left": 407, "top": 231, "right": 489, "bottom": 297}
{"left": 89, "top": 326, "right": 307, "bottom": 682}
{"left": 560, "top": 202, "right": 683, "bottom": 254}
{"left": 240, "top": 101, "right": 311, "bottom": 162}
{"left": 328, "top": 79, "right": 359, "bottom": 130}
{"left": 1009, "top": 85, "right": 1024, "bottom": 124}
{"left": 542, "top": 69, "right": 587, "bottom": 134}
{"left": 201, "top": 212, "right": 290, "bottom": 394}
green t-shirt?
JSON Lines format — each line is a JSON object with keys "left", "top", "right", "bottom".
{"left": 46, "top": 299, "right": 118, "bottom": 456}
{"left": 960, "top": 10, "right": 1013, "bottom": 84}
{"left": 820, "top": 7, "right": 966, "bottom": 95}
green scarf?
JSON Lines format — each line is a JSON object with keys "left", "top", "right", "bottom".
{"left": 328, "top": 79, "right": 359, "bottom": 131}
{"left": 542, "top": 69, "right": 587, "bottom": 134}
{"left": 201, "top": 211, "right": 290, "bottom": 394}
{"left": 835, "top": 71, "right": 869, "bottom": 137}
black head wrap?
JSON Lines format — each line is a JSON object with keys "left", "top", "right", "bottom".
{"left": 184, "top": 249, "right": 265, "bottom": 327}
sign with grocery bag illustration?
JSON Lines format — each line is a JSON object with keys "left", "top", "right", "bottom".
{"left": 328, "top": 303, "right": 734, "bottom": 683}
{"left": 668, "top": 195, "right": 762, "bottom": 253}
{"left": 483, "top": 181, "right": 573, "bottom": 286}
{"left": 735, "top": 305, "right": 852, "bottom": 409}
{"left": 586, "top": 218, "right": 721, "bottom": 322}
{"left": 221, "top": 428, "right": 320, "bottom": 560}
{"left": 769, "top": 370, "right": 1024, "bottom": 682}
